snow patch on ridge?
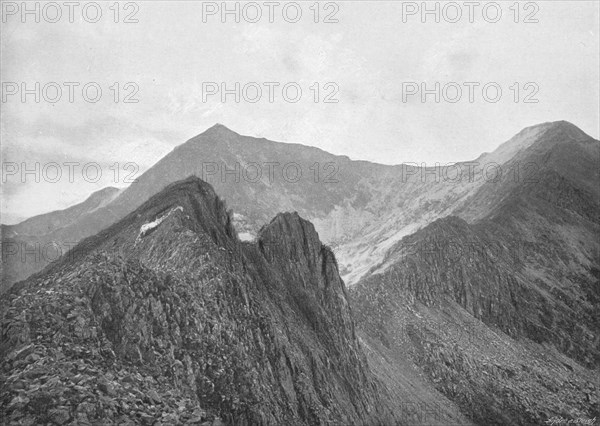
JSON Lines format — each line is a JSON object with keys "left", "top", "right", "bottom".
{"left": 136, "top": 206, "right": 184, "bottom": 242}
{"left": 238, "top": 232, "right": 255, "bottom": 241}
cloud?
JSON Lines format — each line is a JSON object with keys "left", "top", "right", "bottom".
{"left": 2, "top": 113, "right": 180, "bottom": 168}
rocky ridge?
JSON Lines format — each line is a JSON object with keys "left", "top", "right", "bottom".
{"left": 1, "top": 177, "right": 406, "bottom": 425}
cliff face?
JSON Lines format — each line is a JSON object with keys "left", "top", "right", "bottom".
{"left": 257, "top": 212, "right": 355, "bottom": 341}
{"left": 358, "top": 214, "right": 599, "bottom": 366}
{"left": 0, "top": 177, "right": 400, "bottom": 425}
{"left": 351, "top": 213, "right": 599, "bottom": 425}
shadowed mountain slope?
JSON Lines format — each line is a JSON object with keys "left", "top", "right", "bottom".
{"left": 350, "top": 122, "right": 600, "bottom": 425}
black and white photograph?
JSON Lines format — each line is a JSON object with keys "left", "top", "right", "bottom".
{"left": 1, "top": 1, "right": 599, "bottom": 424}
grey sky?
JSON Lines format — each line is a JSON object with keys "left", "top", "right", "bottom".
{"left": 1, "top": 1, "right": 599, "bottom": 223}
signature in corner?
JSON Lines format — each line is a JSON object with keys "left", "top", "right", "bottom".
{"left": 545, "top": 417, "right": 597, "bottom": 426}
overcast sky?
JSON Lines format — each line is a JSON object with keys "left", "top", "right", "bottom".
{"left": 1, "top": 1, "right": 599, "bottom": 223}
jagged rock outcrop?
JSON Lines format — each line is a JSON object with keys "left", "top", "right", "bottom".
{"left": 258, "top": 212, "right": 355, "bottom": 341}
{"left": 1, "top": 177, "right": 403, "bottom": 425}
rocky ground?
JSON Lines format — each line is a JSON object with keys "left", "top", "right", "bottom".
{"left": 1, "top": 177, "right": 404, "bottom": 425}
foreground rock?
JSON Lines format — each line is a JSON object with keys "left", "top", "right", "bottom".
{"left": 1, "top": 177, "right": 406, "bottom": 425}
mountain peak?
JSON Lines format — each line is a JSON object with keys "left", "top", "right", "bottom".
{"left": 260, "top": 212, "right": 322, "bottom": 250}
{"left": 541, "top": 120, "right": 592, "bottom": 140}
{"left": 142, "top": 175, "right": 219, "bottom": 208}
{"left": 134, "top": 176, "right": 235, "bottom": 238}
{"left": 258, "top": 211, "right": 325, "bottom": 272}
{"left": 478, "top": 120, "right": 592, "bottom": 165}
{"left": 202, "top": 123, "right": 238, "bottom": 136}
{"left": 549, "top": 119, "right": 576, "bottom": 128}
{"left": 510, "top": 120, "right": 587, "bottom": 138}
{"left": 37, "top": 176, "right": 237, "bottom": 276}
{"left": 518, "top": 120, "right": 592, "bottom": 141}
